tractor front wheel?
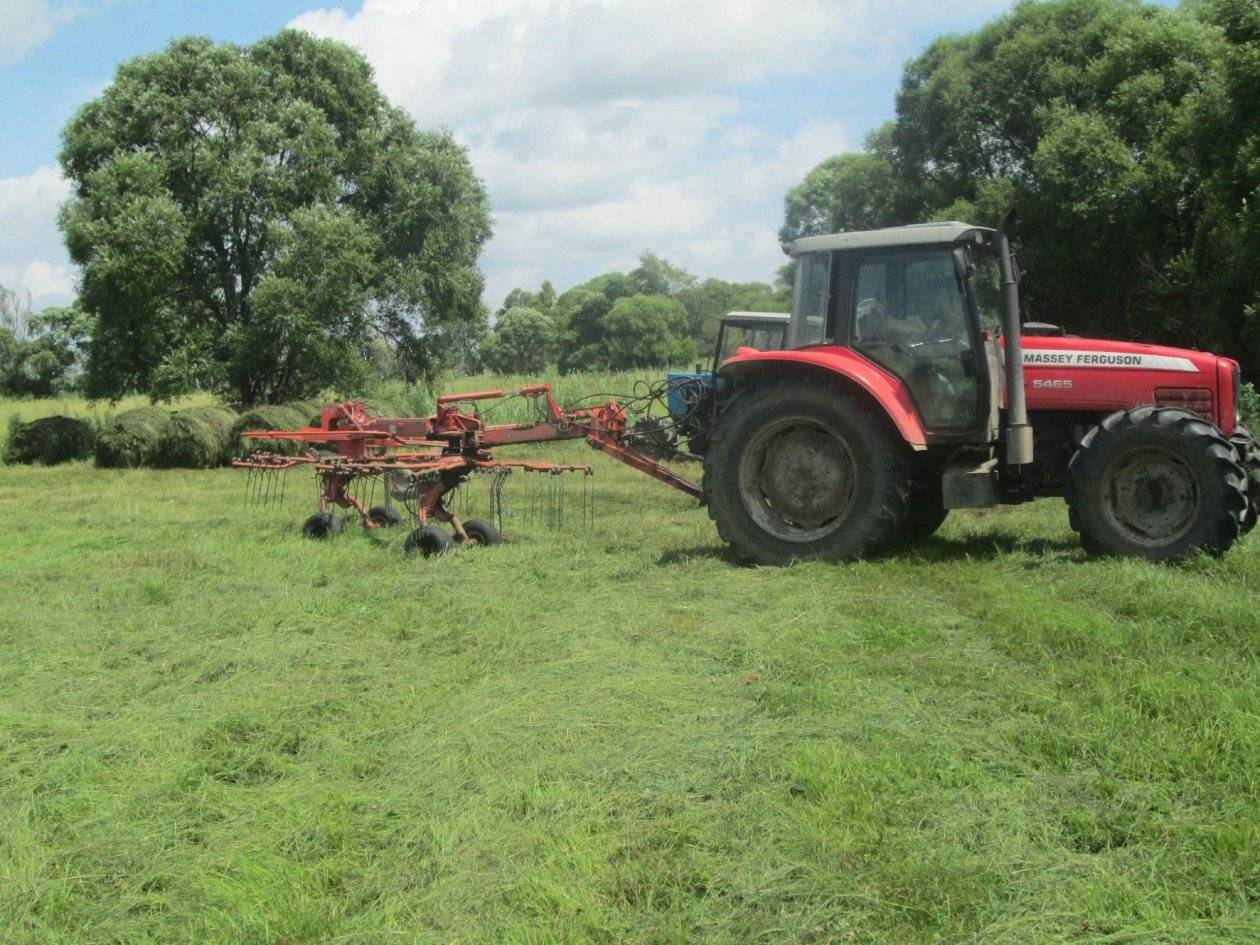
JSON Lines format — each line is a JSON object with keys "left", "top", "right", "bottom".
{"left": 703, "top": 380, "right": 912, "bottom": 564}
{"left": 1067, "top": 406, "right": 1247, "bottom": 561}
{"left": 1229, "top": 424, "right": 1259, "bottom": 535}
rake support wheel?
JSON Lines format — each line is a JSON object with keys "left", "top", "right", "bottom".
{"left": 302, "top": 512, "right": 343, "bottom": 540}
{"left": 404, "top": 525, "right": 452, "bottom": 558}
{"left": 368, "top": 505, "right": 403, "bottom": 527}
{"left": 462, "top": 519, "right": 501, "bottom": 547}
{"left": 1067, "top": 406, "right": 1247, "bottom": 561}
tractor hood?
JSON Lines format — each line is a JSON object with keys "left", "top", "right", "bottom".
{"left": 1019, "top": 334, "right": 1240, "bottom": 434}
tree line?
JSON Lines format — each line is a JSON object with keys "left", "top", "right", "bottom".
{"left": 5, "top": 0, "right": 1257, "bottom": 404}
{"left": 475, "top": 252, "right": 786, "bottom": 375}
{"left": 781, "top": 0, "right": 1260, "bottom": 374}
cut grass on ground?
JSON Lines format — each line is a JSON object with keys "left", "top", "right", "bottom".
{"left": 1, "top": 389, "right": 1258, "bottom": 944}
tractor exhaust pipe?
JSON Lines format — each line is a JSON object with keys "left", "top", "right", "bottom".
{"left": 995, "top": 210, "right": 1033, "bottom": 467}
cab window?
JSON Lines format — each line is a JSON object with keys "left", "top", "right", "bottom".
{"left": 790, "top": 252, "right": 829, "bottom": 347}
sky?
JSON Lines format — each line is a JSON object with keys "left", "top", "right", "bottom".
{"left": 0, "top": 0, "right": 1175, "bottom": 315}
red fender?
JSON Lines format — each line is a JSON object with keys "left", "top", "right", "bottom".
{"left": 719, "top": 346, "right": 928, "bottom": 449}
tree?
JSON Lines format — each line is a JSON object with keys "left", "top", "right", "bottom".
{"left": 478, "top": 306, "right": 556, "bottom": 374}
{"left": 781, "top": 0, "right": 1260, "bottom": 372}
{"left": 497, "top": 280, "right": 558, "bottom": 320}
{"left": 630, "top": 252, "right": 696, "bottom": 297}
{"left": 603, "top": 295, "right": 696, "bottom": 370}
{"left": 779, "top": 151, "right": 901, "bottom": 243}
{"left": 59, "top": 31, "right": 491, "bottom": 405}
{"left": 554, "top": 271, "right": 636, "bottom": 372}
{"left": 0, "top": 286, "right": 32, "bottom": 342}
{"left": 0, "top": 298, "right": 92, "bottom": 397}
{"left": 675, "top": 278, "right": 787, "bottom": 353}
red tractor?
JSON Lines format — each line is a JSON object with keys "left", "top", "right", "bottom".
{"left": 237, "top": 213, "right": 1257, "bottom": 565}
{"left": 692, "top": 213, "right": 1257, "bottom": 563}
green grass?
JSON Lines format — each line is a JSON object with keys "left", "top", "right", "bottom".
{"left": 2, "top": 384, "right": 1259, "bottom": 944}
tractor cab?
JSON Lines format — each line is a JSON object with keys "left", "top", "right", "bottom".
{"left": 783, "top": 222, "right": 1007, "bottom": 447}
{"left": 664, "top": 312, "right": 788, "bottom": 453}
{"left": 710, "top": 312, "right": 789, "bottom": 375}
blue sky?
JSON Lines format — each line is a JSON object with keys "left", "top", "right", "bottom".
{"left": 0, "top": 0, "right": 1176, "bottom": 312}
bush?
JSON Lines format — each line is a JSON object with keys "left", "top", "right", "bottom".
{"left": 3, "top": 415, "right": 95, "bottom": 465}
{"left": 1241, "top": 381, "right": 1260, "bottom": 430}
{"left": 479, "top": 307, "right": 556, "bottom": 374}
{"left": 156, "top": 406, "right": 237, "bottom": 468}
{"left": 95, "top": 406, "right": 170, "bottom": 468}
{"left": 231, "top": 405, "right": 312, "bottom": 457}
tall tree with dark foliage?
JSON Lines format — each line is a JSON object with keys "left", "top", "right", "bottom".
{"left": 60, "top": 31, "right": 491, "bottom": 405}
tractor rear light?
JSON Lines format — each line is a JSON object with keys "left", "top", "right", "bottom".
{"left": 1155, "top": 387, "right": 1213, "bottom": 419}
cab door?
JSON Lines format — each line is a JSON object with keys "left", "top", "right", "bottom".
{"left": 846, "top": 247, "right": 987, "bottom": 437}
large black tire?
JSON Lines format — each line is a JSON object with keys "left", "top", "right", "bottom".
{"left": 462, "top": 519, "right": 501, "bottom": 547}
{"left": 403, "top": 525, "right": 451, "bottom": 557}
{"left": 368, "top": 505, "right": 403, "bottom": 527}
{"left": 1067, "top": 406, "right": 1247, "bottom": 561}
{"left": 302, "top": 512, "right": 343, "bottom": 540}
{"left": 703, "top": 380, "right": 912, "bottom": 564}
{"left": 894, "top": 477, "right": 949, "bottom": 545}
{"left": 1229, "top": 424, "right": 1259, "bottom": 536}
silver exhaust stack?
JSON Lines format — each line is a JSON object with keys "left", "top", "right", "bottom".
{"left": 995, "top": 210, "right": 1033, "bottom": 467}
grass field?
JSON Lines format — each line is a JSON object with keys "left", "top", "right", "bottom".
{"left": 2, "top": 382, "right": 1259, "bottom": 944}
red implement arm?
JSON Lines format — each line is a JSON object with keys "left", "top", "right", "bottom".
{"left": 241, "top": 385, "right": 704, "bottom": 501}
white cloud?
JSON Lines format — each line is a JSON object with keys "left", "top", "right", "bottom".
{"left": 0, "top": 165, "right": 74, "bottom": 306}
{"left": 0, "top": 0, "right": 79, "bottom": 66}
{"left": 291, "top": 0, "right": 1011, "bottom": 307}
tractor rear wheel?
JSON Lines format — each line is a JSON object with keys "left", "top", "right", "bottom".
{"left": 1229, "top": 424, "right": 1259, "bottom": 535}
{"left": 1067, "top": 406, "right": 1247, "bottom": 561}
{"left": 404, "top": 525, "right": 451, "bottom": 557}
{"left": 894, "top": 477, "right": 948, "bottom": 545}
{"left": 703, "top": 380, "right": 912, "bottom": 564}
{"left": 462, "top": 519, "right": 501, "bottom": 547}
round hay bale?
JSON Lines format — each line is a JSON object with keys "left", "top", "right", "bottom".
{"left": 3, "top": 415, "right": 95, "bottom": 465}
{"left": 231, "top": 405, "right": 311, "bottom": 458}
{"left": 156, "top": 406, "right": 237, "bottom": 468}
{"left": 95, "top": 406, "right": 171, "bottom": 468}
{"left": 282, "top": 399, "right": 325, "bottom": 427}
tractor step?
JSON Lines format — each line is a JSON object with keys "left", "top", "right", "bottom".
{"left": 942, "top": 457, "right": 1000, "bottom": 509}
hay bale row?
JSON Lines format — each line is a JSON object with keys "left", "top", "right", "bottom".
{"left": 231, "top": 404, "right": 313, "bottom": 458}
{"left": 156, "top": 406, "right": 238, "bottom": 468}
{"left": 3, "top": 416, "right": 96, "bottom": 465}
{"left": 95, "top": 406, "right": 171, "bottom": 468}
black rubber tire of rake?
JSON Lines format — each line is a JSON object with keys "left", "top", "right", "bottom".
{"left": 404, "top": 525, "right": 451, "bottom": 557}
{"left": 462, "top": 519, "right": 501, "bottom": 547}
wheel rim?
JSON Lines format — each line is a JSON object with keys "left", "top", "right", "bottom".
{"left": 1101, "top": 446, "right": 1202, "bottom": 547}
{"left": 737, "top": 415, "right": 856, "bottom": 542}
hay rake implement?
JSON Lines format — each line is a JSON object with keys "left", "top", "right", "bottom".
{"left": 233, "top": 384, "right": 702, "bottom": 556}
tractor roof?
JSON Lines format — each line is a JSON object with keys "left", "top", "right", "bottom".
{"left": 783, "top": 221, "right": 993, "bottom": 257}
